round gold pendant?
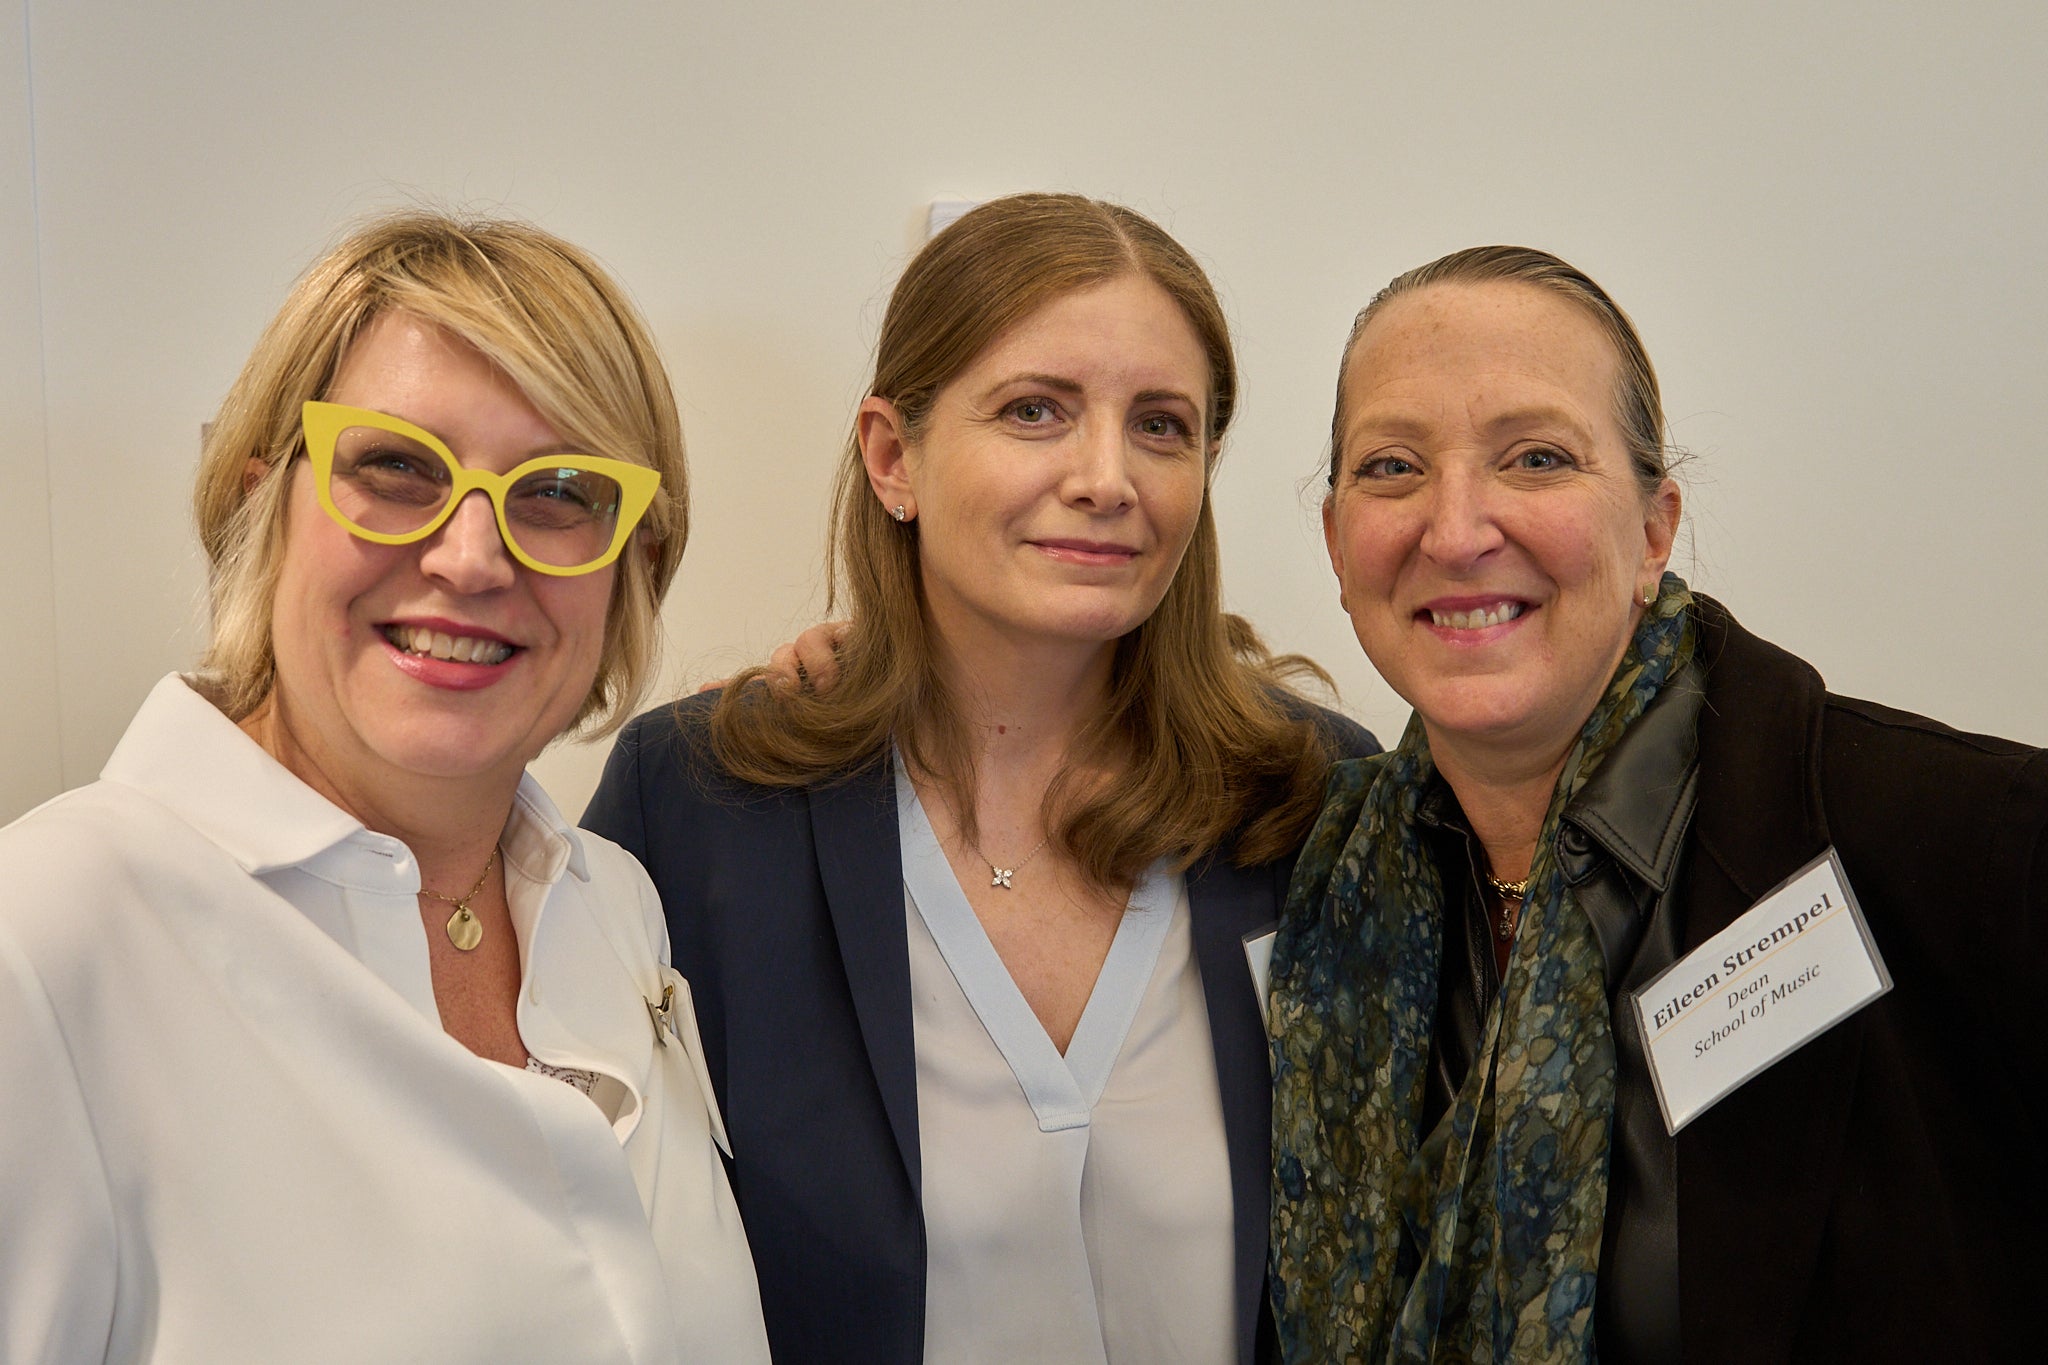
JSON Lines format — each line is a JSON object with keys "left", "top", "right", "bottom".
{"left": 445, "top": 905, "right": 483, "bottom": 952}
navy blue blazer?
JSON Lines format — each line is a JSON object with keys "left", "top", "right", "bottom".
{"left": 584, "top": 694, "right": 1377, "bottom": 1364}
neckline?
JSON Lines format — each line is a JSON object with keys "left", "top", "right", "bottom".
{"left": 894, "top": 758, "right": 1176, "bottom": 1133}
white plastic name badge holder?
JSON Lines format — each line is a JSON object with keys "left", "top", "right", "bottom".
{"left": 1631, "top": 848, "right": 1891, "bottom": 1135}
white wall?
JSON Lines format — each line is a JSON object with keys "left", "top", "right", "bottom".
{"left": 2, "top": 0, "right": 61, "bottom": 821}
{"left": 6, "top": 0, "right": 2043, "bottom": 826}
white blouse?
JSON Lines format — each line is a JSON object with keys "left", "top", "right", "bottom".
{"left": 0, "top": 675, "right": 771, "bottom": 1365}
{"left": 897, "top": 767, "right": 1235, "bottom": 1365}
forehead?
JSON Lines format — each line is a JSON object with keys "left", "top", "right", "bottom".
{"left": 325, "top": 311, "right": 562, "bottom": 449}
{"left": 957, "top": 274, "right": 1211, "bottom": 399}
{"left": 1340, "top": 281, "right": 1621, "bottom": 444}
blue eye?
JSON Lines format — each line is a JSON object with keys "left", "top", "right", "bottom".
{"left": 1356, "top": 454, "right": 1418, "bottom": 479}
{"left": 1514, "top": 446, "right": 1572, "bottom": 471}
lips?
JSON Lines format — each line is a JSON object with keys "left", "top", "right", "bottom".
{"left": 1031, "top": 537, "right": 1140, "bottom": 566}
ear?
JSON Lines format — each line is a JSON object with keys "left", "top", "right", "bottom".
{"left": 856, "top": 396, "right": 916, "bottom": 519}
{"left": 1321, "top": 494, "right": 1348, "bottom": 611}
{"left": 1630, "top": 478, "right": 1679, "bottom": 601}
{"left": 242, "top": 456, "right": 270, "bottom": 496}
{"left": 1640, "top": 476, "right": 1682, "bottom": 583}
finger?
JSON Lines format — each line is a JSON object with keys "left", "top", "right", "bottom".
{"left": 763, "top": 642, "right": 804, "bottom": 691}
{"left": 792, "top": 626, "right": 841, "bottom": 692}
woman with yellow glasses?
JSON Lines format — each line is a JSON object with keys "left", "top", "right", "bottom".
{"left": 0, "top": 212, "right": 770, "bottom": 1364}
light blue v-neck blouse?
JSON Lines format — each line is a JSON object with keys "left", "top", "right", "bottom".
{"left": 895, "top": 766, "right": 1235, "bottom": 1364}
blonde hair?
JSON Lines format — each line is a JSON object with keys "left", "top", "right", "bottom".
{"left": 1329, "top": 244, "right": 1677, "bottom": 497}
{"left": 710, "top": 192, "right": 1335, "bottom": 885}
{"left": 193, "top": 209, "right": 686, "bottom": 735}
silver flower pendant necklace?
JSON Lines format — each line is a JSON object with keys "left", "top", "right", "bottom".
{"left": 972, "top": 835, "right": 1050, "bottom": 890}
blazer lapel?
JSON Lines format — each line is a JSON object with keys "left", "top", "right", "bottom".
{"left": 810, "top": 755, "right": 923, "bottom": 1194}
{"left": 1188, "top": 854, "right": 1282, "bottom": 1365}
{"left": 1675, "top": 598, "right": 1863, "bottom": 1362}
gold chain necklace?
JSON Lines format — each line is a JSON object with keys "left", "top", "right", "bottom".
{"left": 420, "top": 847, "right": 500, "bottom": 951}
{"left": 1485, "top": 873, "right": 1529, "bottom": 944}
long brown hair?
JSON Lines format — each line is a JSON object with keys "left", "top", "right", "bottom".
{"left": 708, "top": 193, "right": 1336, "bottom": 885}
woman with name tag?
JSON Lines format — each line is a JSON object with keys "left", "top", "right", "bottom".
{"left": 1268, "top": 245, "right": 2047, "bottom": 1362}
{"left": 582, "top": 193, "right": 1378, "bottom": 1364}
{"left": 0, "top": 212, "right": 770, "bottom": 1363}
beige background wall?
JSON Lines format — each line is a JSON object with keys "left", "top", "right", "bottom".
{"left": 5, "top": 1, "right": 2044, "bottom": 825}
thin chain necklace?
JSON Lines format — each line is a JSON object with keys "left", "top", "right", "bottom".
{"left": 1485, "top": 872, "right": 1529, "bottom": 945}
{"left": 420, "top": 847, "right": 500, "bottom": 951}
{"left": 971, "top": 834, "right": 1050, "bottom": 890}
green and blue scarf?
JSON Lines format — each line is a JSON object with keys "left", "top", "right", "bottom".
{"left": 1270, "top": 575, "right": 1695, "bottom": 1363}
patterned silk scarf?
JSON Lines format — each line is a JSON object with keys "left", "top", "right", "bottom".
{"left": 1270, "top": 576, "right": 1696, "bottom": 1364}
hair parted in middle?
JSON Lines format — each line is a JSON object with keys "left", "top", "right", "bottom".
{"left": 709, "top": 191, "right": 1337, "bottom": 884}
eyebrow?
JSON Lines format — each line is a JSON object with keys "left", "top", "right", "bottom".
{"left": 1346, "top": 402, "right": 1593, "bottom": 444}
{"left": 352, "top": 411, "right": 592, "bottom": 464}
{"left": 981, "top": 373, "right": 1203, "bottom": 412}
{"left": 1476, "top": 404, "right": 1594, "bottom": 440}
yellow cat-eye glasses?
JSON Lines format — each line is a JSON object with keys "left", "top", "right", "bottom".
{"left": 300, "top": 401, "right": 660, "bottom": 577}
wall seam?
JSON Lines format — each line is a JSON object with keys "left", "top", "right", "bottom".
{"left": 21, "top": 0, "right": 63, "bottom": 788}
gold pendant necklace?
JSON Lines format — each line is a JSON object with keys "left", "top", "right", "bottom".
{"left": 420, "top": 847, "right": 500, "bottom": 952}
{"left": 1485, "top": 873, "right": 1529, "bottom": 944}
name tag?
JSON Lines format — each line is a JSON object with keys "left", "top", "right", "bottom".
{"left": 1630, "top": 848, "right": 1890, "bottom": 1134}
{"left": 1244, "top": 926, "right": 1277, "bottom": 1026}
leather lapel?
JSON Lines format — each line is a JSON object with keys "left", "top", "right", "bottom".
{"left": 810, "top": 754, "right": 922, "bottom": 1194}
{"left": 1188, "top": 854, "right": 1281, "bottom": 1365}
{"left": 1675, "top": 597, "right": 1862, "bottom": 1361}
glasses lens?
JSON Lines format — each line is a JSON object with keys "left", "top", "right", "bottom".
{"left": 327, "top": 424, "right": 453, "bottom": 534}
{"left": 502, "top": 465, "right": 627, "bottom": 569}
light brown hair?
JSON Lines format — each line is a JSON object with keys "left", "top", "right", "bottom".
{"left": 193, "top": 209, "right": 686, "bottom": 736}
{"left": 710, "top": 192, "right": 1336, "bottom": 884}
{"left": 1328, "top": 245, "right": 1676, "bottom": 497}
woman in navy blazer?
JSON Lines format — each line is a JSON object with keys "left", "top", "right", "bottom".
{"left": 584, "top": 194, "right": 1377, "bottom": 1363}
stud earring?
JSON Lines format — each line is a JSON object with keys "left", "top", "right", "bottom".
{"left": 1641, "top": 583, "right": 1657, "bottom": 606}
{"left": 891, "top": 505, "right": 908, "bottom": 522}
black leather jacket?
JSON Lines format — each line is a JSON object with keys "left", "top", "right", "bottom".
{"left": 1411, "top": 595, "right": 2047, "bottom": 1362}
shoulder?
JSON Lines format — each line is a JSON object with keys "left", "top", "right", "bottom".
{"left": 1267, "top": 690, "right": 1383, "bottom": 760}
{"left": 607, "top": 690, "right": 862, "bottom": 805}
{"left": 586, "top": 692, "right": 753, "bottom": 847}
{"left": 562, "top": 825, "right": 669, "bottom": 964}
{"left": 0, "top": 781, "right": 213, "bottom": 943}
{"left": 1694, "top": 593, "right": 2045, "bottom": 874}
{"left": 609, "top": 692, "right": 720, "bottom": 780}
{"left": 1819, "top": 690, "right": 2047, "bottom": 888}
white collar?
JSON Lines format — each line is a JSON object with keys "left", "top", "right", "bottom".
{"left": 102, "top": 674, "right": 589, "bottom": 886}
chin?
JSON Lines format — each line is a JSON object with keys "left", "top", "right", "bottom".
{"left": 1405, "top": 678, "right": 1560, "bottom": 750}
{"left": 368, "top": 719, "right": 541, "bottom": 785}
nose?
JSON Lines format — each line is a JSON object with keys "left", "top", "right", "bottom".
{"left": 416, "top": 490, "right": 518, "bottom": 592}
{"left": 1416, "top": 466, "right": 1505, "bottom": 570}
{"left": 1060, "top": 419, "right": 1138, "bottom": 514}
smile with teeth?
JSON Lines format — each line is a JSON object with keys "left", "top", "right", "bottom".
{"left": 1428, "top": 602, "right": 1525, "bottom": 630}
{"left": 382, "top": 624, "right": 515, "bottom": 665}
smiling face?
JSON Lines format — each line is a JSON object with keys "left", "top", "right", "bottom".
{"left": 861, "top": 273, "right": 1212, "bottom": 670}
{"left": 257, "top": 311, "right": 616, "bottom": 811}
{"left": 1323, "top": 280, "right": 1680, "bottom": 775}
